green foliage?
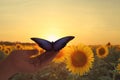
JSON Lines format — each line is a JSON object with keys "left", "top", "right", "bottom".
{"left": 98, "top": 76, "right": 112, "bottom": 80}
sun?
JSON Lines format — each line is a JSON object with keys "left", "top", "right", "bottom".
{"left": 47, "top": 35, "right": 58, "bottom": 42}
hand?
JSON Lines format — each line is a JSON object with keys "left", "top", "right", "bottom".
{"left": 9, "top": 50, "right": 41, "bottom": 72}
{"left": 0, "top": 49, "right": 59, "bottom": 80}
{"left": 0, "top": 50, "right": 40, "bottom": 80}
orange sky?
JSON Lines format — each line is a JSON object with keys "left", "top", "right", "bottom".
{"left": 0, "top": 0, "right": 120, "bottom": 45}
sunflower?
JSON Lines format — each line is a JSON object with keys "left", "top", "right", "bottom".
{"left": 0, "top": 45, "right": 3, "bottom": 51}
{"left": 1, "top": 45, "right": 6, "bottom": 51}
{"left": 106, "top": 42, "right": 111, "bottom": 47}
{"left": 96, "top": 46, "right": 109, "bottom": 58}
{"left": 3, "top": 47, "right": 11, "bottom": 55}
{"left": 15, "top": 43, "right": 23, "bottom": 50}
{"left": 6, "top": 46, "right": 13, "bottom": 52}
{"left": 52, "top": 47, "right": 68, "bottom": 63}
{"left": 65, "top": 44, "right": 94, "bottom": 76}
{"left": 116, "top": 63, "right": 120, "bottom": 73}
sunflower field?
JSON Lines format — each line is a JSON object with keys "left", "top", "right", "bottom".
{"left": 0, "top": 41, "right": 120, "bottom": 80}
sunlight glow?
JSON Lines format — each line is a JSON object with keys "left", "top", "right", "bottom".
{"left": 47, "top": 35, "right": 58, "bottom": 42}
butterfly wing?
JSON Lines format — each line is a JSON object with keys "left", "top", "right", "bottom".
{"left": 53, "top": 36, "right": 75, "bottom": 51}
{"left": 31, "top": 38, "right": 53, "bottom": 51}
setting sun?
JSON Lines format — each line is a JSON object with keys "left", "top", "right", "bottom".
{"left": 47, "top": 35, "right": 58, "bottom": 42}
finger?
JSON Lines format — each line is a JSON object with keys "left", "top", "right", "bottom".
{"left": 11, "top": 50, "right": 39, "bottom": 58}
{"left": 22, "top": 50, "right": 39, "bottom": 57}
{"left": 29, "top": 53, "right": 41, "bottom": 58}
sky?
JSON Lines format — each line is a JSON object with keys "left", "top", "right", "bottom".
{"left": 0, "top": 0, "right": 120, "bottom": 45}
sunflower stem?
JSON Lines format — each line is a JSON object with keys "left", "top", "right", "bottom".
{"left": 112, "top": 72, "right": 116, "bottom": 80}
{"left": 102, "top": 59, "right": 114, "bottom": 69}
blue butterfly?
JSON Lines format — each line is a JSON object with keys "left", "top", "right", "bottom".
{"left": 31, "top": 36, "right": 75, "bottom": 51}
{"left": 29, "top": 36, "right": 74, "bottom": 67}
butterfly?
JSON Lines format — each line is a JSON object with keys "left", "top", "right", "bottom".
{"left": 31, "top": 36, "right": 75, "bottom": 51}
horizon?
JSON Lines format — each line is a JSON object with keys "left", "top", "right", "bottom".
{"left": 0, "top": 39, "right": 118, "bottom": 45}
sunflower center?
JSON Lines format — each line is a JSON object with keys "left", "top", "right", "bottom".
{"left": 71, "top": 51, "right": 87, "bottom": 67}
{"left": 7, "top": 48, "right": 11, "bottom": 51}
{"left": 17, "top": 46, "right": 20, "bottom": 49}
{"left": 5, "top": 50, "right": 9, "bottom": 54}
{"left": 99, "top": 48, "right": 105, "bottom": 55}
